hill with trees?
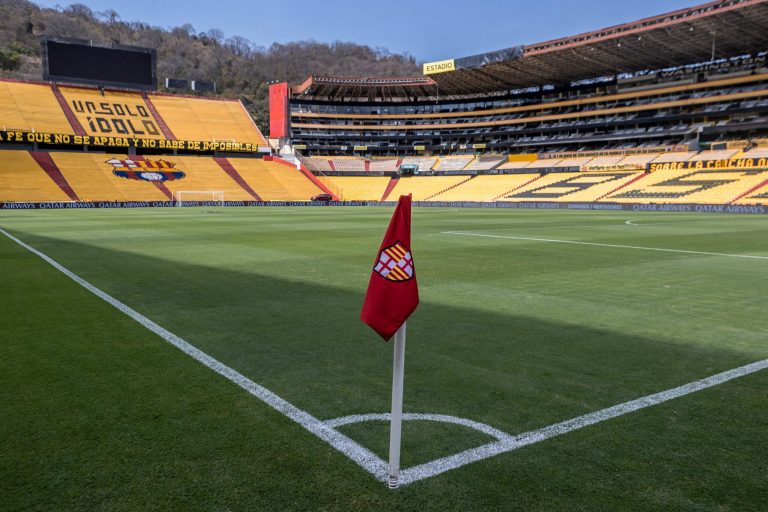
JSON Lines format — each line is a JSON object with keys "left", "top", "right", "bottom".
{"left": 0, "top": 0, "right": 419, "bottom": 134}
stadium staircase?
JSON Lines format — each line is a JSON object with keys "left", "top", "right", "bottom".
{"left": 424, "top": 175, "right": 475, "bottom": 200}
{"left": 728, "top": 178, "right": 768, "bottom": 204}
{"left": 29, "top": 151, "right": 80, "bottom": 201}
{"left": 50, "top": 83, "right": 86, "bottom": 136}
{"left": 142, "top": 92, "right": 177, "bottom": 140}
{"left": 595, "top": 172, "right": 648, "bottom": 202}
{"left": 0, "top": 151, "right": 73, "bottom": 202}
{"left": 213, "top": 157, "right": 262, "bottom": 200}
{"left": 131, "top": 155, "right": 173, "bottom": 200}
{"left": 492, "top": 174, "right": 543, "bottom": 201}
{"left": 380, "top": 177, "right": 400, "bottom": 201}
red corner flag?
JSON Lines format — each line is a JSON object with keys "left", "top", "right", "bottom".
{"left": 361, "top": 194, "right": 419, "bottom": 340}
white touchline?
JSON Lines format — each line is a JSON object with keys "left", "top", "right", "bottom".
{"left": 3, "top": 226, "right": 767, "bottom": 488}
{"left": 441, "top": 231, "right": 768, "bottom": 260}
{"left": 398, "top": 357, "right": 768, "bottom": 485}
{"left": 0, "top": 228, "right": 389, "bottom": 483}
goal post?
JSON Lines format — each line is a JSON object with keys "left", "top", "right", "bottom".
{"left": 174, "top": 191, "right": 224, "bottom": 207}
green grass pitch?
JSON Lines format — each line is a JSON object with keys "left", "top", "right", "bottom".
{"left": 1, "top": 206, "right": 767, "bottom": 511}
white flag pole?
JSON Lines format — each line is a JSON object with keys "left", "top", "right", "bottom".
{"left": 388, "top": 321, "right": 407, "bottom": 489}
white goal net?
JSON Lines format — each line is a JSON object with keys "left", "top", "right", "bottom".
{"left": 174, "top": 191, "right": 224, "bottom": 207}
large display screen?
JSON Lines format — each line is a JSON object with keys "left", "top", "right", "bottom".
{"left": 43, "top": 39, "right": 157, "bottom": 90}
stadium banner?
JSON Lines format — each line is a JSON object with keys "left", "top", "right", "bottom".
{"left": 422, "top": 59, "right": 456, "bottom": 75}
{"left": 647, "top": 158, "right": 768, "bottom": 172}
{"left": 0, "top": 129, "right": 263, "bottom": 153}
{"left": 583, "top": 164, "right": 645, "bottom": 172}
{"left": 2, "top": 201, "right": 764, "bottom": 214}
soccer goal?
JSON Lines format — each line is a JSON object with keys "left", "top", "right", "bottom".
{"left": 174, "top": 191, "right": 224, "bottom": 207}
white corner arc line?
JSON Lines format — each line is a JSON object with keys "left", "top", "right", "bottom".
{"left": 441, "top": 231, "right": 768, "bottom": 260}
{"left": 399, "top": 357, "right": 768, "bottom": 486}
{"left": 0, "top": 228, "right": 388, "bottom": 483}
{"left": 4, "top": 227, "right": 768, "bottom": 488}
{"left": 325, "top": 413, "right": 513, "bottom": 442}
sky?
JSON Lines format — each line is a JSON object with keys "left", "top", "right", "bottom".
{"left": 33, "top": 0, "right": 700, "bottom": 62}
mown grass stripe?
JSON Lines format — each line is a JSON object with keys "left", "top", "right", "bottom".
{"left": 0, "top": 227, "right": 389, "bottom": 483}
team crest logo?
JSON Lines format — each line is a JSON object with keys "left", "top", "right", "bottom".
{"left": 374, "top": 241, "right": 414, "bottom": 282}
{"left": 107, "top": 158, "right": 186, "bottom": 182}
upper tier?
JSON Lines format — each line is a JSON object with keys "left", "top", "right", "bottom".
{"left": 0, "top": 79, "right": 267, "bottom": 151}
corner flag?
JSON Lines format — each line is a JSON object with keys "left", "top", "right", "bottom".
{"left": 360, "top": 194, "right": 419, "bottom": 340}
{"left": 360, "top": 194, "right": 419, "bottom": 489}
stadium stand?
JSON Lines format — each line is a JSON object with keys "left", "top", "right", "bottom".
{"left": 0, "top": 81, "right": 74, "bottom": 134}
{"left": 733, "top": 181, "right": 768, "bottom": 204}
{"left": 606, "top": 168, "right": 768, "bottom": 204}
{"left": 399, "top": 156, "right": 438, "bottom": 172}
{"left": 160, "top": 156, "right": 257, "bottom": 201}
{"left": 226, "top": 158, "right": 323, "bottom": 200}
{"left": 433, "top": 155, "right": 474, "bottom": 172}
{"left": 148, "top": 94, "right": 267, "bottom": 145}
{"left": 463, "top": 155, "right": 507, "bottom": 171}
{"left": 57, "top": 86, "right": 166, "bottom": 139}
{"left": 50, "top": 152, "right": 170, "bottom": 201}
{"left": 300, "top": 156, "right": 334, "bottom": 173}
{"left": 0, "top": 150, "right": 321, "bottom": 203}
{"left": 430, "top": 174, "right": 539, "bottom": 202}
{"left": 3, "top": 2, "right": 768, "bottom": 209}
{"left": 652, "top": 152, "right": 697, "bottom": 163}
{"left": 331, "top": 157, "right": 366, "bottom": 172}
{"left": 500, "top": 172, "right": 644, "bottom": 202}
{"left": 0, "top": 151, "right": 73, "bottom": 202}
{"left": 319, "top": 176, "right": 392, "bottom": 200}
{"left": 369, "top": 159, "right": 400, "bottom": 173}
{"left": 387, "top": 176, "right": 473, "bottom": 200}
{"left": 617, "top": 153, "right": 664, "bottom": 167}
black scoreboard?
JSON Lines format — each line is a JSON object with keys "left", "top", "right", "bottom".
{"left": 43, "top": 38, "right": 157, "bottom": 90}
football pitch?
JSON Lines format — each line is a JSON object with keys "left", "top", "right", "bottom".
{"left": 1, "top": 206, "right": 767, "bottom": 511}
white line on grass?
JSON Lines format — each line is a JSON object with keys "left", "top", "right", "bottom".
{"left": 399, "top": 358, "right": 768, "bottom": 486}
{"left": 4, "top": 226, "right": 767, "bottom": 488}
{"left": 325, "top": 413, "right": 512, "bottom": 441}
{"left": 449, "top": 217, "right": 762, "bottom": 233}
{"left": 0, "top": 228, "right": 389, "bottom": 483}
{"left": 442, "top": 231, "right": 768, "bottom": 260}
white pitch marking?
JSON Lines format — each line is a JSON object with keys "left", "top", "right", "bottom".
{"left": 625, "top": 219, "right": 638, "bottom": 225}
{"left": 0, "top": 228, "right": 389, "bottom": 483}
{"left": 4, "top": 227, "right": 768, "bottom": 488}
{"left": 442, "top": 231, "right": 768, "bottom": 260}
{"left": 325, "top": 413, "right": 512, "bottom": 442}
{"left": 399, "top": 357, "right": 768, "bottom": 486}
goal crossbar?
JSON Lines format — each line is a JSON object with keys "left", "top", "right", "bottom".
{"left": 174, "top": 191, "right": 224, "bottom": 206}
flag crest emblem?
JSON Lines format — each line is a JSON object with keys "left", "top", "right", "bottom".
{"left": 374, "top": 241, "right": 414, "bottom": 282}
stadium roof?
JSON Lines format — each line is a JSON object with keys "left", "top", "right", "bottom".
{"left": 291, "top": 0, "right": 768, "bottom": 100}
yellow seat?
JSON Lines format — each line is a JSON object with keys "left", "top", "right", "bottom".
{"left": 319, "top": 176, "right": 391, "bottom": 201}
{"left": 606, "top": 168, "right": 768, "bottom": 204}
{"left": 58, "top": 86, "right": 165, "bottom": 140}
{"left": 0, "top": 151, "right": 72, "bottom": 202}
{"left": 148, "top": 94, "right": 267, "bottom": 146}
{"left": 227, "top": 159, "right": 323, "bottom": 200}
{"left": 0, "top": 81, "right": 73, "bottom": 134}
{"left": 388, "top": 176, "right": 470, "bottom": 200}
{"left": 51, "top": 153, "right": 168, "bottom": 201}
{"left": 433, "top": 174, "right": 540, "bottom": 201}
